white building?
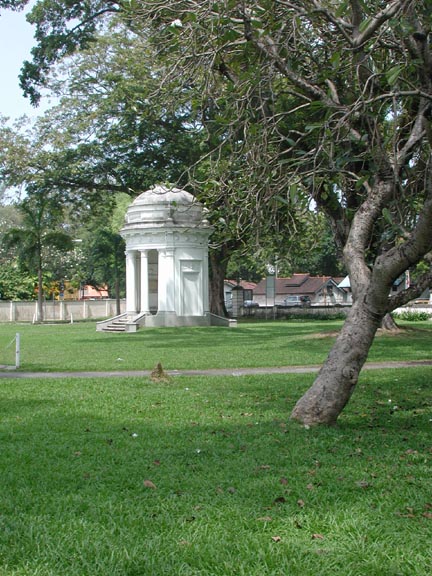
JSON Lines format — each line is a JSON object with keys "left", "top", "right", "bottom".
{"left": 97, "top": 185, "right": 215, "bottom": 331}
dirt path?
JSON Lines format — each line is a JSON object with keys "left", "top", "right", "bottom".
{"left": 1, "top": 360, "right": 431, "bottom": 379}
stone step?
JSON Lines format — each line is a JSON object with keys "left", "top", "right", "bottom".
{"left": 101, "top": 317, "right": 129, "bottom": 332}
{"left": 102, "top": 325, "right": 127, "bottom": 332}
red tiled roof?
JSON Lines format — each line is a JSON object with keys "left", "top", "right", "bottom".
{"left": 254, "top": 274, "right": 335, "bottom": 296}
{"left": 225, "top": 279, "right": 257, "bottom": 290}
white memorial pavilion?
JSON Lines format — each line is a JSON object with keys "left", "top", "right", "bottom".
{"left": 97, "top": 185, "right": 218, "bottom": 331}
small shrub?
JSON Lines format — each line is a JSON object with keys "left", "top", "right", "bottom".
{"left": 282, "top": 312, "right": 347, "bottom": 321}
{"left": 394, "top": 309, "right": 430, "bottom": 321}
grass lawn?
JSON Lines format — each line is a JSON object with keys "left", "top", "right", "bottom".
{"left": 0, "top": 370, "right": 431, "bottom": 575}
{"left": 0, "top": 319, "right": 431, "bottom": 372}
{"left": 0, "top": 320, "right": 431, "bottom": 575}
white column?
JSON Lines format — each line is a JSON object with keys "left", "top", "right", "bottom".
{"left": 157, "top": 248, "right": 175, "bottom": 312}
{"left": 126, "top": 250, "right": 138, "bottom": 314}
{"left": 157, "top": 249, "right": 167, "bottom": 312}
{"left": 140, "top": 250, "right": 150, "bottom": 314}
{"left": 165, "top": 248, "right": 176, "bottom": 312}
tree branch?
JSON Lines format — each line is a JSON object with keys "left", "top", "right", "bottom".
{"left": 387, "top": 263, "right": 432, "bottom": 309}
{"left": 351, "top": 0, "right": 413, "bottom": 48}
{"left": 241, "top": 10, "right": 337, "bottom": 108}
{"left": 344, "top": 177, "right": 395, "bottom": 296}
{"left": 375, "top": 164, "right": 432, "bottom": 294}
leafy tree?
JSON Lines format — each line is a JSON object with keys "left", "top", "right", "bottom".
{"left": 0, "top": 261, "right": 36, "bottom": 300}
{"left": 0, "top": 27, "right": 203, "bottom": 203}
{"left": 122, "top": 1, "right": 432, "bottom": 425}
{"left": 288, "top": 216, "right": 346, "bottom": 278}
{"left": 0, "top": 13, "right": 306, "bottom": 318}
{"left": 85, "top": 229, "right": 125, "bottom": 314}
{"left": 5, "top": 1, "right": 432, "bottom": 425}
{"left": 2, "top": 192, "right": 74, "bottom": 320}
{"left": 79, "top": 195, "right": 128, "bottom": 315}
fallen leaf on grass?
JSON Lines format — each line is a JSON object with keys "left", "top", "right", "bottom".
{"left": 257, "top": 516, "right": 273, "bottom": 522}
{"left": 271, "top": 536, "right": 282, "bottom": 542}
{"left": 297, "top": 499, "right": 305, "bottom": 508}
{"left": 143, "top": 479, "right": 157, "bottom": 489}
{"left": 355, "top": 480, "right": 372, "bottom": 489}
{"left": 422, "top": 512, "right": 432, "bottom": 519}
{"left": 279, "top": 477, "right": 288, "bottom": 485}
{"left": 312, "top": 533, "right": 325, "bottom": 540}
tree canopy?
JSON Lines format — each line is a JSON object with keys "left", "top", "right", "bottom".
{"left": 2, "top": 0, "right": 432, "bottom": 423}
{"left": 2, "top": 191, "right": 74, "bottom": 320}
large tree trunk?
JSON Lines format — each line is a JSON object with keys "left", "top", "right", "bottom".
{"left": 290, "top": 299, "right": 382, "bottom": 426}
{"left": 209, "top": 246, "right": 230, "bottom": 317}
{"left": 381, "top": 312, "right": 399, "bottom": 331}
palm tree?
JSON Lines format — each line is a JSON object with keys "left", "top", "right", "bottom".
{"left": 2, "top": 192, "right": 73, "bottom": 321}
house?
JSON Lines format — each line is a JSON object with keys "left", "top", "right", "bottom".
{"left": 338, "top": 272, "right": 430, "bottom": 304}
{"left": 224, "top": 280, "right": 257, "bottom": 308}
{"left": 253, "top": 273, "right": 349, "bottom": 306}
{"left": 79, "top": 285, "right": 109, "bottom": 300}
{"left": 62, "top": 283, "right": 109, "bottom": 300}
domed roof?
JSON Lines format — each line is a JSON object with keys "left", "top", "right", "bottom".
{"left": 131, "top": 185, "right": 195, "bottom": 207}
{"left": 123, "top": 185, "right": 209, "bottom": 228}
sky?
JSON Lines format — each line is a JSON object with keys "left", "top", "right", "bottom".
{"left": 0, "top": 5, "right": 45, "bottom": 120}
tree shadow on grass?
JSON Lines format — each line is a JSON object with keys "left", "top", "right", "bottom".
{"left": 1, "top": 372, "right": 431, "bottom": 575}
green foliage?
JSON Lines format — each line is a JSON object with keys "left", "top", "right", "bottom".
{"left": 2, "top": 193, "right": 73, "bottom": 271}
{"left": 85, "top": 228, "right": 125, "bottom": 299}
{"left": 226, "top": 252, "right": 267, "bottom": 283}
{"left": 279, "top": 311, "right": 348, "bottom": 321}
{"left": 0, "top": 261, "right": 36, "bottom": 300}
{"left": 5, "top": 2, "right": 432, "bottom": 287}
{"left": 1, "top": 192, "right": 73, "bottom": 318}
{"left": 0, "top": 0, "right": 28, "bottom": 8}
{"left": 0, "top": 26, "right": 205, "bottom": 219}
{"left": 394, "top": 310, "right": 431, "bottom": 322}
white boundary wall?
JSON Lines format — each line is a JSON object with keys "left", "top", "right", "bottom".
{"left": 0, "top": 300, "right": 125, "bottom": 323}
